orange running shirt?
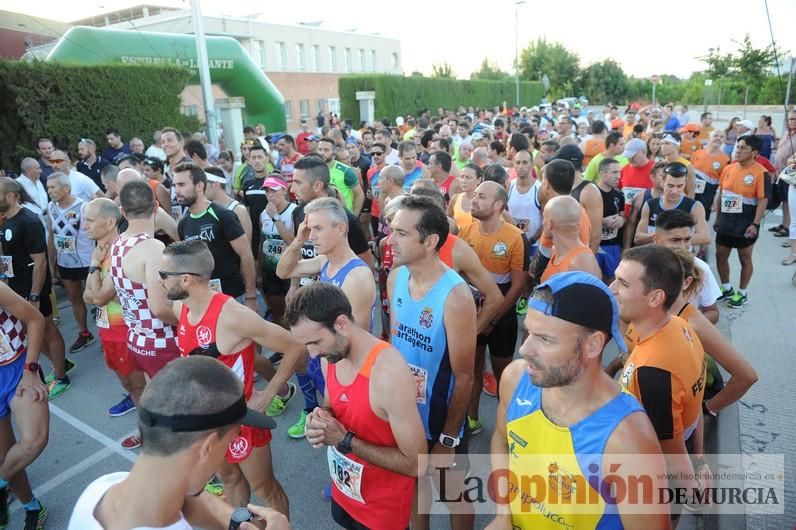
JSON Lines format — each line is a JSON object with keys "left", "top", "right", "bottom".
{"left": 539, "top": 206, "right": 591, "bottom": 249}
{"left": 679, "top": 137, "right": 700, "bottom": 159}
{"left": 582, "top": 138, "right": 605, "bottom": 169}
{"left": 621, "top": 316, "right": 706, "bottom": 441}
{"left": 458, "top": 220, "right": 526, "bottom": 284}
{"left": 539, "top": 245, "right": 593, "bottom": 283}
{"left": 691, "top": 150, "right": 730, "bottom": 185}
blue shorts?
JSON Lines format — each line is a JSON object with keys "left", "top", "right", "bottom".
{"left": 0, "top": 354, "right": 25, "bottom": 418}
{"left": 596, "top": 244, "right": 622, "bottom": 279}
{"left": 307, "top": 356, "right": 326, "bottom": 396}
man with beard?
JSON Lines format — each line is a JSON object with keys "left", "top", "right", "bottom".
{"left": 160, "top": 240, "right": 303, "bottom": 514}
{"left": 275, "top": 135, "right": 302, "bottom": 189}
{"left": 160, "top": 127, "right": 192, "bottom": 219}
{"left": 240, "top": 144, "right": 272, "bottom": 255}
{"left": 75, "top": 138, "right": 110, "bottom": 191}
{"left": 488, "top": 272, "right": 668, "bottom": 529}
{"left": 287, "top": 282, "right": 427, "bottom": 530}
{"left": 173, "top": 162, "right": 258, "bottom": 313}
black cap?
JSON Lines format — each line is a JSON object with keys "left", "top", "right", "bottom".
{"left": 554, "top": 144, "right": 584, "bottom": 167}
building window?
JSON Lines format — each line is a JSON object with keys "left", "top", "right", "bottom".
{"left": 370, "top": 49, "right": 377, "bottom": 72}
{"left": 359, "top": 49, "right": 366, "bottom": 71}
{"left": 392, "top": 52, "right": 400, "bottom": 69}
{"left": 251, "top": 40, "right": 264, "bottom": 68}
{"left": 300, "top": 99, "right": 310, "bottom": 119}
{"left": 296, "top": 43, "right": 305, "bottom": 71}
{"left": 182, "top": 105, "right": 199, "bottom": 116}
{"left": 328, "top": 46, "right": 337, "bottom": 72}
{"left": 275, "top": 42, "right": 287, "bottom": 70}
{"left": 344, "top": 48, "right": 352, "bottom": 73}
{"left": 312, "top": 45, "right": 321, "bottom": 72}
{"left": 284, "top": 100, "right": 293, "bottom": 120}
{"left": 316, "top": 99, "right": 325, "bottom": 113}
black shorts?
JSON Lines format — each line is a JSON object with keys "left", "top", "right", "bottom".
{"left": 715, "top": 232, "right": 757, "bottom": 249}
{"left": 261, "top": 266, "right": 290, "bottom": 296}
{"left": 37, "top": 292, "right": 53, "bottom": 318}
{"left": 58, "top": 266, "right": 89, "bottom": 281}
{"left": 426, "top": 432, "right": 470, "bottom": 466}
{"left": 477, "top": 310, "right": 518, "bottom": 358}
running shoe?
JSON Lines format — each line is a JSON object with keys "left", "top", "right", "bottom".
{"left": 467, "top": 416, "right": 483, "bottom": 435}
{"left": 69, "top": 331, "right": 95, "bottom": 353}
{"left": 204, "top": 476, "right": 225, "bottom": 497}
{"left": 768, "top": 223, "right": 785, "bottom": 232}
{"left": 0, "top": 486, "right": 8, "bottom": 529}
{"left": 266, "top": 383, "right": 296, "bottom": 417}
{"left": 121, "top": 433, "right": 142, "bottom": 450}
{"left": 108, "top": 394, "right": 136, "bottom": 417}
{"left": 47, "top": 378, "right": 71, "bottom": 400}
{"left": 717, "top": 286, "right": 734, "bottom": 302}
{"left": 23, "top": 502, "right": 47, "bottom": 530}
{"left": 727, "top": 291, "right": 748, "bottom": 308}
{"left": 44, "top": 358, "right": 76, "bottom": 384}
{"left": 287, "top": 410, "right": 309, "bottom": 439}
{"left": 482, "top": 372, "right": 498, "bottom": 397}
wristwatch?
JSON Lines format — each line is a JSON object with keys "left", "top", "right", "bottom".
{"left": 439, "top": 433, "right": 461, "bottom": 448}
{"left": 337, "top": 431, "right": 355, "bottom": 454}
{"left": 702, "top": 400, "right": 717, "bottom": 418}
{"left": 25, "top": 362, "right": 40, "bottom": 373}
{"left": 751, "top": 222, "right": 760, "bottom": 229}
{"left": 28, "top": 294, "right": 40, "bottom": 302}
{"left": 88, "top": 265, "right": 101, "bottom": 275}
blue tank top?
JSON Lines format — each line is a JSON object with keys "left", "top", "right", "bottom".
{"left": 403, "top": 165, "right": 424, "bottom": 191}
{"left": 390, "top": 265, "right": 465, "bottom": 439}
{"left": 320, "top": 257, "right": 375, "bottom": 332}
{"left": 505, "top": 375, "right": 644, "bottom": 529}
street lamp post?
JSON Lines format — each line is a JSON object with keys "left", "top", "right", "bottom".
{"left": 514, "top": 1, "right": 526, "bottom": 108}
{"left": 191, "top": 0, "right": 219, "bottom": 149}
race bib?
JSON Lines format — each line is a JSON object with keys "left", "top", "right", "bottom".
{"left": 327, "top": 447, "right": 365, "bottom": 503}
{"left": 171, "top": 204, "right": 183, "bottom": 220}
{"left": 209, "top": 278, "right": 222, "bottom": 293}
{"left": 95, "top": 306, "right": 110, "bottom": 329}
{"left": 468, "top": 284, "right": 485, "bottom": 314}
{"left": 601, "top": 225, "right": 619, "bottom": 241}
{"left": 55, "top": 234, "right": 77, "bottom": 254}
{"left": 720, "top": 192, "right": 743, "bottom": 214}
{"left": 0, "top": 256, "right": 14, "bottom": 279}
{"left": 408, "top": 363, "right": 428, "bottom": 404}
{"left": 622, "top": 187, "right": 644, "bottom": 205}
{"left": 264, "top": 239, "right": 285, "bottom": 259}
{"left": 695, "top": 178, "right": 706, "bottom": 195}
{"left": 515, "top": 218, "right": 530, "bottom": 233}
{"left": 0, "top": 333, "right": 14, "bottom": 364}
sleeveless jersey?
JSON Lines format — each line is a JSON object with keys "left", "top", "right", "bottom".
{"left": 326, "top": 341, "right": 414, "bottom": 529}
{"left": 390, "top": 266, "right": 465, "bottom": 440}
{"left": 110, "top": 234, "right": 178, "bottom": 352}
{"left": 646, "top": 196, "right": 696, "bottom": 233}
{"left": 451, "top": 193, "right": 474, "bottom": 230}
{"left": 506, "top": 375, "right": 643, "bottom": 529}
{"left": 0, "top": 308, "right": 25, "bottom": 367}
{"left": 508, "top": 180, "right": 543, "bottom": 241}
{"left": 438, "top": 175, "right": 456, "bottom": 203}
{"left": 321, "top": 258, "right": 375, "bottom": 332}
{"left": 48, "top": 198, "right": 93, "bottom": 269}
{"left": 96, "top": 244, "right": 127, "bottom": 343}
{"left": 570, "top": 180, "right": 592, "bottom": 203}
{"left": 439, "top": 234, "right": 456, "bottom": 268}
{"left": 403, "top": 163, "right": 424, "bottom": 191}
{"left": 540, "top": 246, "right": 594, "bottom": 284}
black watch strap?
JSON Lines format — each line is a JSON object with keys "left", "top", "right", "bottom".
{"left": 337, "top": 431, "right": 355, "bottom": 454}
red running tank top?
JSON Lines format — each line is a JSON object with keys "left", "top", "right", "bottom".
{"left": 177, "top": 293, "right": 255, "bottom": 399}
{"left": 326, "top": 341, "right": 414, "bottom": 529}
{"left": 439, "top": 233, "right": 456, "bottom": 268}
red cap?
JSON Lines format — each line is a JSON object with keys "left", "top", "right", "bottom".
{"left": 611, "top": 118, "right": 625, "bottom": 130}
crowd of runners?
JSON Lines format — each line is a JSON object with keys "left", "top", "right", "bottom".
{"left": 0, "top": 100, "right": 794, "bottom": 529}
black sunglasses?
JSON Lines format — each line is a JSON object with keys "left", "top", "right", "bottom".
{"left": 371, "top": 151, "right": 384, "bottom": 156}
{"left": 158, "top": 270, "right": 201, "bottom": 280}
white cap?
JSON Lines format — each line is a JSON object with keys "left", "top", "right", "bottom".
{"left": 204, "top": 171, "right": 226, "bottom": 184}
{"left": 738, "top": 119, "right": 754, "bottom": 130}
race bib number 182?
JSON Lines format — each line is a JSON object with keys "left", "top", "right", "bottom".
{"left": 327, "top": 447, "right": 365, "bottom": 503}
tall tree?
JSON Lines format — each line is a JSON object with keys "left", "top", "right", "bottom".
{"left": 518, "top": 37, "right": 580, "bottom": 99}
{"left": 431, "top": 62, "right": 455, "bottom": 79}
{"left": 576, "top": 60, "right": 628, "bottom": 104}
{"left": 699, "top": 45, "right": 736, "bottom": 107}
{"left": 471, "top": 58, "right": 509, "bottom": 81}
{"left": 734, "top": 34, "right": 779, "bottom": 110}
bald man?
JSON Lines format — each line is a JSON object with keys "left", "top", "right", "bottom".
{"left": 82, "top": 199, "right": 146, "bottom": 437}
{"left": 540, "top": 195, "right": 601, "bottom": 283}
{"left": 116, "top": 169, "right": 179, "bottom": 243}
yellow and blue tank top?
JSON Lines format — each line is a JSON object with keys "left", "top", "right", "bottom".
{"left": 505, "top": 374, "right": 644, "bottom": 529}
{"left": 390, "top": 265, "right": 465, "bottom": 440}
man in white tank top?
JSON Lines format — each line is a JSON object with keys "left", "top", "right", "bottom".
{"left": 506, "top": 150, "right": 543, "bottom": 246}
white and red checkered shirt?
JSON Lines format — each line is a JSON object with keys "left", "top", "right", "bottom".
{"left": 110, "top": 233, "right": 177, "bottom": 351}
{"left": 0, "top": 308, "right": 25, "bottom": 366}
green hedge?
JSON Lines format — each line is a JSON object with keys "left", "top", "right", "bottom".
{"left": 339, "top": 75, "right": 545, "bottom": 124}
{"left": 0, "top": 59, "right": 201, "bottom": 172}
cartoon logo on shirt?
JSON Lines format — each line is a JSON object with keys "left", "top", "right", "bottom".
{"left": 548, "top": 462, "right": 576, "bottom": 500}
{"left": 712, "top": 161, "right": 721, "bottom": 170}
{"left": 743, "top": 175, "right": 755, "bottom": 185}
{"left": 491, "top": 241, "right": 509, "bottom": 258}
{"left": 419, "top": 307, "right": 433, "bottom": 329}
{"left": 196, "top": 325, "right": 213, "bottom": 347}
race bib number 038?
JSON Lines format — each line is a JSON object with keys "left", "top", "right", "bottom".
{"left": 327, "top": 446, "right": 365, "bottom": 503}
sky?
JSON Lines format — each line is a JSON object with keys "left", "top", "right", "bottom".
{"left": 5, "top": 0, "right": 796, "bottom": 79}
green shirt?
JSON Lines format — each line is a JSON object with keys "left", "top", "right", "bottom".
{"left": 329, "top": 161, "right": 359, "bottom": 211}
{"left": 584, "top": 153, "right": 629, "bottom": 182}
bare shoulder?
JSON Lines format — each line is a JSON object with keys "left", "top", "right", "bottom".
{"left": 605, "top": 407, "right": 661, "bottom": 455}
{"left": 445, "top": 282, "right": 475, "bottom": 311}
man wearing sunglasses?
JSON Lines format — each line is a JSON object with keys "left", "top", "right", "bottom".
{"left": 75, "top": 138, "right": 110, "bottom": 192}
{"left": 69, "top": 356, "right": 290, "bottom": 530}
{"left": 160, "top": 240, "right": 304, "bottom": 514}
{"left": 48, "top": 150, "right": 103, "bottom": 204}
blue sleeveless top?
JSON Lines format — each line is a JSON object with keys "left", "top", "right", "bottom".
{"left": 320, "top": 257, "right": 375, "bottom": 332}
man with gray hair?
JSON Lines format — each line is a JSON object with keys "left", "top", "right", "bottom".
{"left": 145, "top": 129, "right": 166, "bottom": 161}
{"left": 16, "top": 158, "right": 48, "bottom": 227}
{"left": 47, "top": 149, "right": 103, "bottom": 203}
{"left": 129, "top": 137, "right": 145, "bottom": 155}
{"left": 276, "top": 196, "right": 377, "bottom": 440}
{"left": 76, "top": 138, "right": 110, "bottom": 191}
{"left": 472, "top": 147, "right": 489, "bottom": 171}
{"left": 46, "top": 172, "right": 96, "bottom": 358}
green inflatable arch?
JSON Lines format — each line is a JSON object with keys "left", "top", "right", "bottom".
{"left": 47, "top": 26, "right": 286, "bottom": 132}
